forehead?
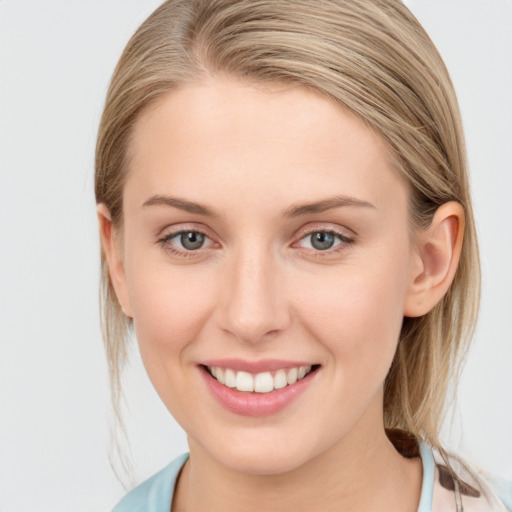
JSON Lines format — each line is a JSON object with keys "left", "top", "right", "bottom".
{"left": 124, "top": 76, "right": 405, "bottom": 215}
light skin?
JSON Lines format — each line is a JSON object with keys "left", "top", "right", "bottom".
{"left": 98, "top": 76, "right": 464, "bottom": 512}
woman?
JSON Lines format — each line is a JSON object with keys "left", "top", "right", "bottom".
{"left": 95, "top": 1, "right": 511, "bottom": 510}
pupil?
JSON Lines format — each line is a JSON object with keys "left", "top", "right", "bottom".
{"left": 181, "top": 232, "right": 204, "bottom": 250}
{"left": 311, "top": 232, "right": 334, "bottom": 250}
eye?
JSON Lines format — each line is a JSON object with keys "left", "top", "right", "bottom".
{"left": 306, "top": 231, "right": 337, "bottom": 250}
{"left": 158, "top": 229, "right": 214, "bottom": 254}
{"left": 297, "top": 229, "right": 353, "bottom": 252}
{"left": 176, "top": 231, "right": 206, "bottom": 250}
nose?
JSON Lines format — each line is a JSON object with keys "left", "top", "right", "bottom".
{"left": 216, "top": 246, "right": 291, "bottom": 345}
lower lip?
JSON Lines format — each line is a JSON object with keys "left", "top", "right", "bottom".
{"left": 199, "top": 365, "right": 319, "bottom": 417}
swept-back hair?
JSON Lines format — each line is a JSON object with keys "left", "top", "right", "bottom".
{"left": 95, "top": 0, "right": 479, "bottom": 467}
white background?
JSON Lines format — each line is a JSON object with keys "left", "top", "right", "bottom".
{"left": 0, "top": 1, "right": 511, "bottom": 510}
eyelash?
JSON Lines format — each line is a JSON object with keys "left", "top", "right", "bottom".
{"left": 157, "top": 228, "right": 355, "bottom": 258}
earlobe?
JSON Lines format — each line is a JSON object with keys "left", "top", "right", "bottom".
{"left": 404, "top": 202, "right": 465, "bottom": 318}
{"left": 96, "top": 203, "right": 133, "bottom": 318}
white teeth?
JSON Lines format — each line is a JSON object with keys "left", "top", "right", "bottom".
{"left": 254, "top": 372, "right": 274, "bottom": 393}
{"left": 224, "top": 369, "right": 236, "bottom": 388}
{"left": 274, "top": 369, "right": 287, "bottom": 389}
{"left": 286, "top": 367, "right": 298, "bottom": 385}
{"left": 236, "top": 371, "right": 254, "bottom": 392}
{"left": 208, "top": 365, "right": 316, "bottom": 393}
{"left": 298, "top": 365, "right": 311, "bottom": 379}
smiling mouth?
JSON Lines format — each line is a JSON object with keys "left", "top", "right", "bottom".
{"left": 202, "top": 364, "right": 321, "bottom": 394}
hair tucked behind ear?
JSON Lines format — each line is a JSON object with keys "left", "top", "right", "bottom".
{"left": 95, "top": 0, "right": 480, "bottom": 478}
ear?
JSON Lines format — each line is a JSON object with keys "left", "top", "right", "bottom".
{"left": 404, "top": 201, "right": 464, "bottom": 318}
{"left": 97, "top": 203, "right": 133, "bottom": 318}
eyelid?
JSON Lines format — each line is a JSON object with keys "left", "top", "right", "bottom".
{"left": 293, "top": 222, "right": 356, "bottom": 241}
{"left": 155, "top": 221, "right": 215, "bottom": 239}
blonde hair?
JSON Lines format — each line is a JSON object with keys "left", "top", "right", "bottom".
{"left": 95, "top": 0, "right": 480, "bottom": 459}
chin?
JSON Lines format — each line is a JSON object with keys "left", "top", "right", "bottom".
{"left": 200, "top": 431, "right": 319, "bottom": 476}
{"left": 224, "top": 451, "right": 309, "bottom": 476}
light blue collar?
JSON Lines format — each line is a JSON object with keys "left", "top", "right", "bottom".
{"left": 417, "top": 441, "right": 435, "bottom": 512}
{"left": 114, "top": 443, "right": 436, "bottom": 511}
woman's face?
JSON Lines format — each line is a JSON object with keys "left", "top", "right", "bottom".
{"left": 117, "top": 77, "right": 420, "bottom": 474}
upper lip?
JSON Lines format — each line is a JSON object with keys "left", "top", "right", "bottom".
{"left": 200, "top": 358, "right": 318, "bottom": 374}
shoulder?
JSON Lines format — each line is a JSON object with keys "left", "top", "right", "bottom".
{"left": 487, "top": 475, "right": 512, "bottom": 512}
{"left": 475, "top": 472, "right": 512, "bottom": 512}
{"left": 430, "top": 449, "right": 512, "bottom": 512}
{"left": 112, "top": 453, "right": 189, "bottom": 512}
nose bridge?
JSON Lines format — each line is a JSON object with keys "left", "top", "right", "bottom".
{"left": 219, "top": 241, "right": 289, "bottom": 343}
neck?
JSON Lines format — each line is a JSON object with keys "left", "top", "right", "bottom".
{"left": 173, "top": 413, "right": 422, "bottom": 512}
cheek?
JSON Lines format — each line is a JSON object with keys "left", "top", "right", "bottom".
{"left": 294, "top": 249, "right": 410, "bottom": 379}
{"left": 125, "top": 253, "right": 215, "bottom": 385}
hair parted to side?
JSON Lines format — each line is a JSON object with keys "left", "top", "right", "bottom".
{"left": 95, "top": 0, "right": 480, "bottom": 460}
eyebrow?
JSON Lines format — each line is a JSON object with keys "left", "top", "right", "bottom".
{"left": 142, "top": 195, "right": 218, "bottom": 216}
{"left": 142, "top": 194, "right": 375, "bottom": 218}
{"left": 281, "top": 195, "right": 375, "bottom": 218}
